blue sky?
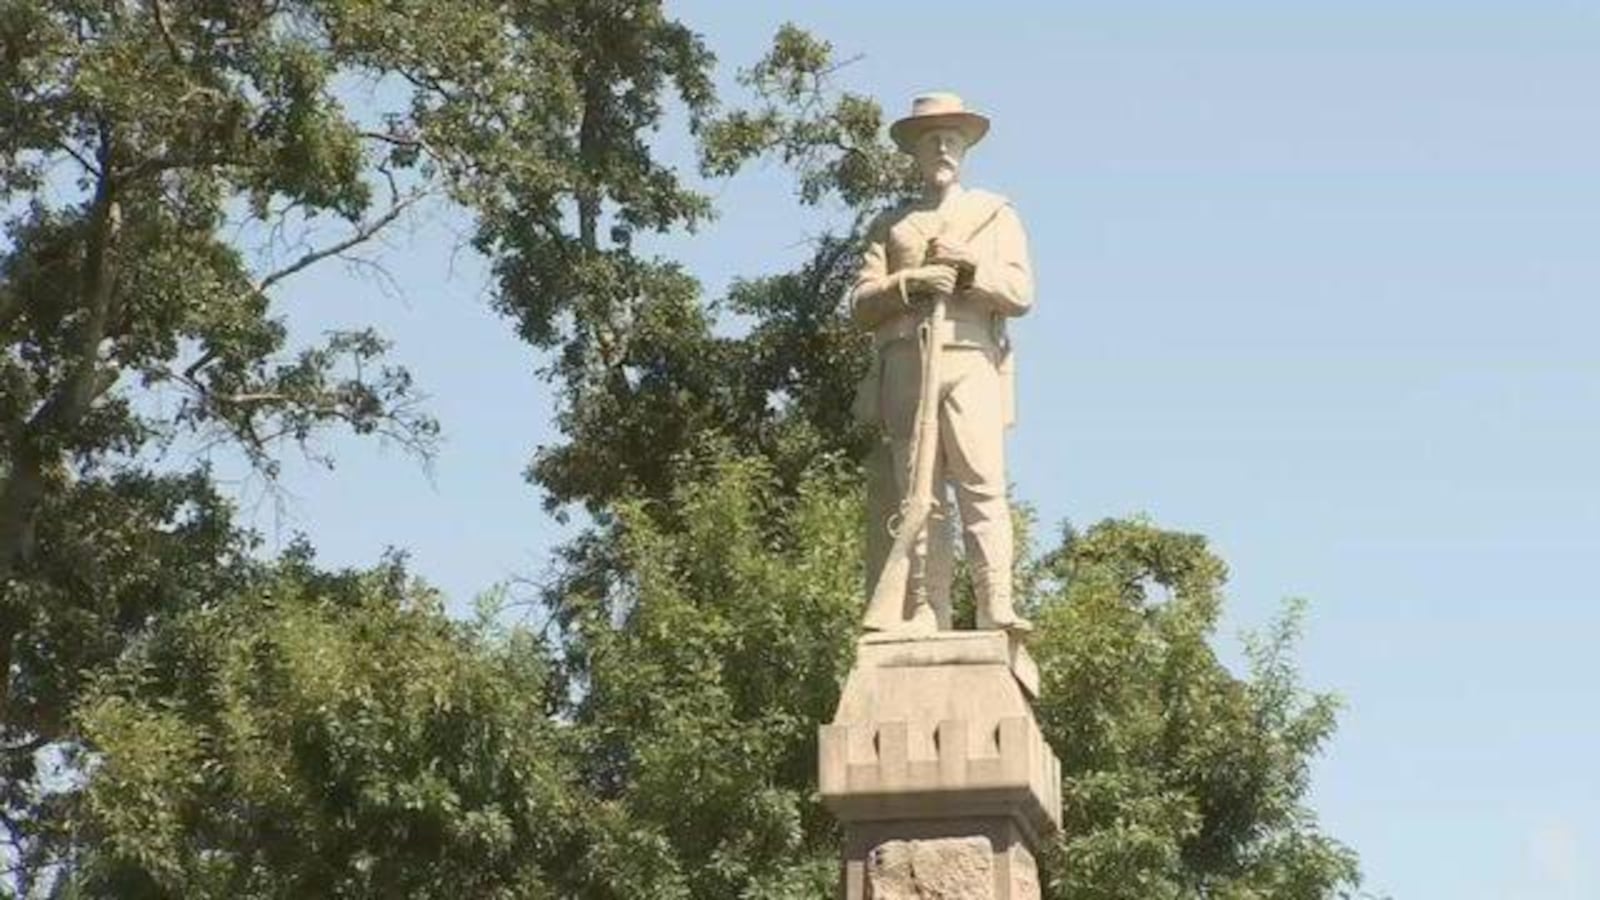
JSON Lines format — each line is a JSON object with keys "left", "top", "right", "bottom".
{"left": 243, "top": 3, "right": 1600, "bottom": 897}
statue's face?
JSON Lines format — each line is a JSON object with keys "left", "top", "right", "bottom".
{"left": 912, "top": 127, "right": 968, "bottom": 189}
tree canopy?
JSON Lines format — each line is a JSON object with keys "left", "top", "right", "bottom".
{"left": 1, "top": 4, "right": 1364, "bottom": 897}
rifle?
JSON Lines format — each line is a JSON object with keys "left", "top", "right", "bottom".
{"left": 861, "top": 202, "right": 1007, "bottom": 631}
{"left": 860, "top": 288, "right": 947, "bottom": 631}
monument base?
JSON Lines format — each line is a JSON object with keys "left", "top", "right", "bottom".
{"left": 843, "top": 816, "right": 1040, "bottom": 900}
{"left": 821, "top": 631, "right": 1061, "bottom": 899}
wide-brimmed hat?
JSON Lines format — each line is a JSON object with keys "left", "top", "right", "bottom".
{"left": 889, "top": 92, "right": 990, "bottom": 153}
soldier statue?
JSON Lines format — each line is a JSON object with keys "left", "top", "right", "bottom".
{"left": 851, "top": 93, "right": 1034, "bottom": 634}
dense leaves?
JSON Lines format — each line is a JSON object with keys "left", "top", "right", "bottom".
{"left": 0, "top": 0, "right": 457, "bottom": 879}
{"left": 58, "top": 554, "right": 697, "bottom": 899}
{"left": 528, "top": 23, "right": 916, "bottom": 518}
{"left": 0, "top": 0, "right": 713, "bottom": 886}
{"left": 63, "top": 558, "right": 568, "bottom": 898}
{"left": 1032, "top": 520, "right": 1360, "bottom": 898}
{"left": 528, "top": 447, "right": 1366, "bottom": 899}
{"left": 564, "top": 449, "right": 861, "bottom": 898}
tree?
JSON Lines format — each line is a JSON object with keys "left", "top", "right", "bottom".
{"left": 0, "top": 0, "right": 727, "bottom": 884}
{"left": 554, "top": 447, "right": 862, "bottom": 899}
{"left": 518, "top": 23, "right": 916, "bottom": 520}
{"left": 466, "top": 0, "right": 717, "bottom": 516}
{"left": 1030, "top": 519, "right": 1361, "bottom": 899}
{"left": 530, "top": 449, "right": 1363, "bottom": 898}
{"left": 56, "top": 551, "right": 698, "bottom": 899}
{"left": 0, "top": 0, "right": 446, "bottom": 879}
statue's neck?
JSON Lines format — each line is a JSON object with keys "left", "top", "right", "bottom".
{"left": 921, "top": 180, "right": 964, "bottom": 211}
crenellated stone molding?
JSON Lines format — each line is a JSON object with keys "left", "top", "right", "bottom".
{"left": 820, "top": 714, "right": 1060, "bottom": 846}
{"left": 820, "top": 630, "right": 1064, "bottom": 898}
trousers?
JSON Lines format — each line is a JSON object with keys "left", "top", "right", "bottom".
{"left": 877, "top": 338, "right": 1014, "bottom": 629}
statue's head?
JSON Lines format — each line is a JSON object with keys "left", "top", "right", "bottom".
{"left": 889, "top": 93, "right": 989, "bottom": 190}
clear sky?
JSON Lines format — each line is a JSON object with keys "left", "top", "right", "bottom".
{"left": 242, "top": 3, "right": 1600, "bottom": 897}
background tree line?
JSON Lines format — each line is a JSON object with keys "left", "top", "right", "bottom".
{"left": 0, "top": 2, "right": 1363, "bottom": 896}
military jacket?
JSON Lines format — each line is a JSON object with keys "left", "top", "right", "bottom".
{"left": 849, "top": 187, "right": 1033, "bottom": 345}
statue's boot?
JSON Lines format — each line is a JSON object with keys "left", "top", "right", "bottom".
{"left": 975, "top": 578, "right": 1032, "bottom": 634}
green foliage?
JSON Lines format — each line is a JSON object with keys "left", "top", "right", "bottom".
{"left": 58, "top": 558, "right": 580, "bottom": 899}
{"left": 526, "top": 21, "right": 917, "bottom": 518}
{"left": 545, "top": 455, "right": 1364, "bottom": 898}
{"left": 561, "top": 447, "right": 861, "bottom": 897}
{"left": 1030, "top": 519, "right": 1360, "bottom": 898}
{"left": 700, "top": 23, "right": 914, "bottom": 209}
{"left": 0, "top": 0, "right": 716, "bottom": 885}
{"left": 0, "top": 0, "right": 455, "bottom": 879}
{"left": 3, "top": 468, "right": 244, "bottom": 759}
{"left": 521, "top": 448, "right": 1365, "bottom": 899}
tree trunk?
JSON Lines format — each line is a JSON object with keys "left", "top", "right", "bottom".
{"left": 0, "top": 139, "right": 122, "bottom": 728}
{"left": 576, "top": 71, "right": 630, "bottom": 396}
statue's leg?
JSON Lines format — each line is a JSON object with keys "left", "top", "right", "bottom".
{"left": 939, "top": 347, "right": 1027, "bottom": 632}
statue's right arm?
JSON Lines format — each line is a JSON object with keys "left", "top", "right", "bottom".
{"left": 849, "top": 214, "right": 909, "bottom": 331}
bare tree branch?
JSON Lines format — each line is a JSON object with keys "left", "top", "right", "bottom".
{"left": 149, "top": 0, "right": 184, "bottom": 65}
{"left": 48, "top": 137, "right": 101, "bottom": 177}
{"left": 181, "top": 348, "right": 218, "bottom": 382}
{"left": 255, "top": 190, "right": 427, "bottom": 294}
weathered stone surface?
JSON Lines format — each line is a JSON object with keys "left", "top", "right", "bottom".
{"left": 821, "top": 632, "right": 1062, "bottom": 843}
{"left": 1008, "top": 841, "right": 1039, "bottom": 898}
{"left": 841, "top": 812, "right": 1042, "bottom": 897}
{"left": 868, "top": 837, "right": 994, "bottom": 899}
{"left": 855, "top": 92, "right": 1033, "bottom": 636}
{"left": 852, "top": 630, "right": 1039, "bottom": 699}
{"left": 827, "top": 583, "right": 1059, "bottom": 896}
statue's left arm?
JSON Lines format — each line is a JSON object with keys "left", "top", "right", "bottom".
{"left": 965, "top": 204, "right": 1033, "bottom": 318}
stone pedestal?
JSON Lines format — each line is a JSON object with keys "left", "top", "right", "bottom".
{"left": 820, "top": 631, "right": 1062, "bottom": 899}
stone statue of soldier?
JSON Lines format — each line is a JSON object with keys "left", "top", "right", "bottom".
{"left": 851, "top": 93, "right": 1034, "bottom": 634}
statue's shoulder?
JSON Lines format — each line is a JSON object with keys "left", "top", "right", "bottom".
{"left": 965, "top": 187, "right": 1011, "bottom": 205}
{"left": 868, "top": 200, "right": 916, "bottom": 230}
{"left": 947, "top": 189, "right": 1020, "bottom": 240}
{"left": 962, "top": 188, "right": 1015, "bottom": 216}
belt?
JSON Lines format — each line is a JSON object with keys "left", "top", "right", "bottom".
{"left": 872, "top": 302, "right": 1001, "bottom": 350}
